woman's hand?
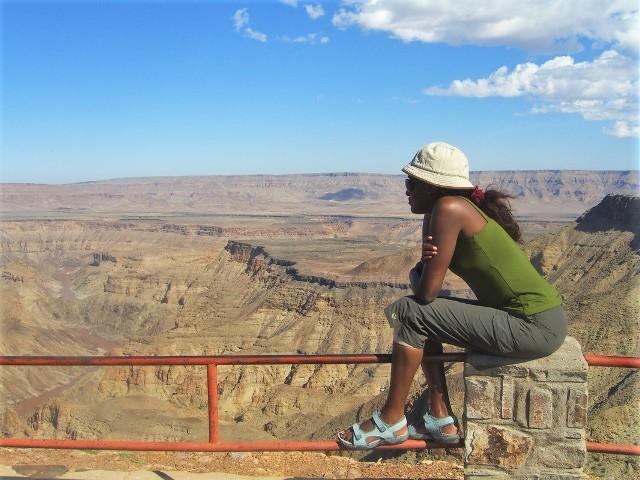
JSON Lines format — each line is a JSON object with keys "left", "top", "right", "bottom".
{"left": 422, "top": 235, "right": 438, "bottom": 261}
{"left": 410, "top": 236, "right": 436, "bottom": 294}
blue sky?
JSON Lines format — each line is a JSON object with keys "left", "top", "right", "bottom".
{"left": 2, "top": 0, "right": 639, "bottom": 184}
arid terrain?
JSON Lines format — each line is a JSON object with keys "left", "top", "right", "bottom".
{"left": 0, "top": 171, "right": 638, "bottom": 479}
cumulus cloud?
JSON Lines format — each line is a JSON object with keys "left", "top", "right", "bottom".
{"left": 605, "top": 121, "right": 640, "bottom": 138}
{"left": 232, "top": 8, "right": 268, "bottom": 42}
{"left": 424, "top": 50, "right": 639, "bottom": 137}
{"left": 280, "top": 0, "right": 298, "bottom": 6}
{"left": 331, "top": 0, "right": 638, "bottom": 53}
{"left": 305, "top": 4, "right": 325, "bottom": 20}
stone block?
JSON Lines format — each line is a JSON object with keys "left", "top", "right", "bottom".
{"left": 465, "top": 469, "right": 586, "bottom": 479}
{"left": 527, "top": 338, "right": 588, "bottom": 382}
{"left": 464, "top": 468, "right": 511, "bottom": 479}
{"left": 564, "top": 430, "right": 584, "bottom": 440}
{"left": 535, "top": 440, "right": 586, "bottom": 469}
{"left": 533, "top": 473, "right": 585, "bottom": 479}
{"left": 550, "top": 386, "right": 568, "bottom": 428}
{"left": 466, "top": 423, "right": 533, "bottom": 469}
{"left": 464, "top": 355, "right": 530, "bottom": 378}
{"left": 466, "top": 377, "right": 499, "bottom": 419}
{"left": 514, "top": 382, "right": 529, "bottom": 428}
{"left": 567, "top": 388, "right": 587, "bottom": 428}
{"left": 528, "top": 386, "right": 553, "bottom": 429}
{"left": 465, "top": 337, "right": 587, "bottom": 382}
{"left": 501, "top": 377, "right": 514, "bottom": 419}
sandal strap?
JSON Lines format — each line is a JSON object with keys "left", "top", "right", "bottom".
{"left": 373, "top": 410, "right": 408, "bottom": 432}
{"left": 422, "top": 413, "right": 456, "bottom": 434}
{"left": 351, "top": 422, "right": 363, "bottom": 441}
{"left": 344, "top": 412, "right": 408, "bottom": 448}
{"left": 371, "top": 410, "right": 387, "bottom": 432}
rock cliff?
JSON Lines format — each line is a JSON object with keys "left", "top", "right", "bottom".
{"left": 526, "top": 194, "right": 639, "bottom": 478}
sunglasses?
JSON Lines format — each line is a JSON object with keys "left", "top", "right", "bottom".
{"left": 405, "top": 177, "right": 418, "bottom": 191}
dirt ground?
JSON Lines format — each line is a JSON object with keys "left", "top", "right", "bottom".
{"left": 0, "top": 448, "right": 464, "bottom": 479}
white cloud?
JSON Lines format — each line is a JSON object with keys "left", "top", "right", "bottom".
{"left": 305, "top": 4, "right": 325, "bottom": 20}
{"left": 245, "top": 28, "right": 268, "bottom": 43}
{"left": 605, "top": 121, "right": 640, "bottom": 138}
{"left": 331, "top": 0, "right": 639, "bottom": 53}
{"left": 424, "top": 50, "right": 639, "bottom": 137}
{"left": 233, "top": 8, "right": 249, "bottom": 32}
{"left": 280, "top": 0, "right": 299, "bottom": 7}
{"left": 232, "top": 8, "right": 268, "bottom": 43}
{"left": 281, "top": 33, "right": 329, "bottom": 45}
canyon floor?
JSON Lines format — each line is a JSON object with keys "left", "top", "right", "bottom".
{"left": 1, "top": 173, "right": 638, "bottom": 479}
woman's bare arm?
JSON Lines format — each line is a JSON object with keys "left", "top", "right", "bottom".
{"left": 414, "top": 197, "right": 464, "bottom": 302}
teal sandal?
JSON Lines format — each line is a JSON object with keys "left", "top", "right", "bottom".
{"left": 408, "top": 412, "right": 461, "bottom": 445}
{"left": 337, "top": 410, "right": 409, "bottom": 449}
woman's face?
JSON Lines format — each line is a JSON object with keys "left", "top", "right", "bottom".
{"left": 405, "top": 177, "right": 438, "bottom": 214}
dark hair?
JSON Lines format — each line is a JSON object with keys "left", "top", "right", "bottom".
{"left": 434, "top": 186, "right": 522, "bottom": 242}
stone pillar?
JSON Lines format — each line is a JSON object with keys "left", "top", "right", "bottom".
{"left": 463, "top": 336, "right": 588, "bottom": 479}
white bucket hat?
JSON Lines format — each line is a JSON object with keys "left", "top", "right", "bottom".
{"left": 402, "top": 142, "right": 474, "bottom": 189}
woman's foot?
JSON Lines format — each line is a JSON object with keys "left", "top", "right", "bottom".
{"left": 411, "top": 414, "right": 458, "bottom": 436}
{"left": 408, "top": 412, "right": 461, "bottom": 444}
{"left": 337, "top": 410, "right": 409, "bottom": 448}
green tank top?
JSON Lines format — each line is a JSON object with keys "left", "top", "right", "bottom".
{"left": 448, "top": 198, "right": 562, "bottom": 315}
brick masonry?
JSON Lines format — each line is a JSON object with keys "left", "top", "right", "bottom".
{"left": 463, "top": 336, "right": 588, "bottom": 479}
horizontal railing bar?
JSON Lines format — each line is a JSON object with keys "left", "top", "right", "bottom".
{"left": 583, "top": 354, "right": 640, "bottom": 369}
{"left": 1, "top": 353, "right": 638, "bottom": 368}
{"left": 0, "top": 438, "right": 460, "bottom": 451}
{"left": 3, "top": 437, "right": 638, "bottom": 456}
{"left": 586, "top": 441, "right": 640, "bottom": 456}
{"left": 0, "top": 353, "right": 467, "bottom": 366}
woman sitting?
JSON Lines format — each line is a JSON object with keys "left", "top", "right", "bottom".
{"left": 338, "top": 142, "right": 566, "bottom": 449}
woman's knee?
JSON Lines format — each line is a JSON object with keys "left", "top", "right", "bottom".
{"left": 391, "top": 295, "right": 434, "bottom": 319}
{"left": 386, "top": 296, "right": 430, "bottom": 349}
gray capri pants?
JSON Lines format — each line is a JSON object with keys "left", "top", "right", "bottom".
{"left": 385, "top": 296, "right": 567, "bottom": 358}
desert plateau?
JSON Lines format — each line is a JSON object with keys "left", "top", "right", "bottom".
{"left": 0, "top": 170, "right": 638, "bottom": 479}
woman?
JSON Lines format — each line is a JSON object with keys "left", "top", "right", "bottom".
{"left": 337, "top": 141, "right": 566, "bottom": 449}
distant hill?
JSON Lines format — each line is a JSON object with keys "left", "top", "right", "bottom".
{"left": 1, "top": 170, "right": 638, "bottom": 220}
{"left": 319, "top": 188, "right": 367, "bottom": 201}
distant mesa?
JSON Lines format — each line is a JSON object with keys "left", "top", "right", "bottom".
{"left": 319, "top": 188, "right": 366, "bottom": 201}
{"left": 576, "top": 194, "right": 639, "bottom": 233}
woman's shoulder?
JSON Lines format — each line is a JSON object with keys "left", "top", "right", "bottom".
{"left": 433, "top": 195, "right": 488, "bottom": 236}
{"left": 433, "top": 195, "right": 479, "bottom": 216}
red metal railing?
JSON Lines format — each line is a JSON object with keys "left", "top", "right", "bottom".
{"left": 582, "top": 354, "right": 640, "bottom": 369}
{"left": 0, "top": 352, "right": 637, "bottom": 456}
{"left": 0, "top": 353, "right": 464, "bottom": 452}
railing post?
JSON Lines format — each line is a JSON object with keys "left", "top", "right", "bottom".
{"left": 207, "top": 363, "right": 219, "bottom": 444}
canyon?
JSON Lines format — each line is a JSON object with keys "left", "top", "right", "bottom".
{"left": 0, "top": 171, "right": 638, "bottom": 478}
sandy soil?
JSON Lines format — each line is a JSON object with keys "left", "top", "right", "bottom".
{"left": 0, "top": 448, "right": 464, "bottom": 479}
